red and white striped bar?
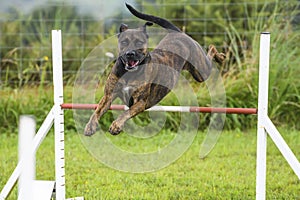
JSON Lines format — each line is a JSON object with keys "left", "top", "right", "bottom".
{"left": 61, "top": 103, "right": 257, "bottom": 114}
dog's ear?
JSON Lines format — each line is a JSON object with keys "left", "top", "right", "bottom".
{"left": 142, "top": 22, "right": 153, "bottom": 38}
{"left": 119, "top": 23, "right": 129, "bottom": 33}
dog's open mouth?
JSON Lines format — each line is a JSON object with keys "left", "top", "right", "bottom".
{"left": 125, "top": 60, "right": 140, "bottom": 71}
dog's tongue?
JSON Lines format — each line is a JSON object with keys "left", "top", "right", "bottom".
{"left": 129, "top": 60, "right": 138, "bottom": 67}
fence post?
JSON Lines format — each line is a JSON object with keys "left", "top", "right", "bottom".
{"left": 256, "top": 32, "right": 270, "bottom": 200}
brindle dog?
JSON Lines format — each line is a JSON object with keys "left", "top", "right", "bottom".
{"left": 84, "top": 3, "right": 225, "bottom": 136}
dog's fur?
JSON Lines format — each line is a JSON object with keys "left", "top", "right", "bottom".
{"left": 84, "top": 3, "right": 225, "bottom": 136}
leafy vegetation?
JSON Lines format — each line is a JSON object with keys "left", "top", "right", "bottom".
{"left": 0, "top": 3, "right": 107, "bottom": 87}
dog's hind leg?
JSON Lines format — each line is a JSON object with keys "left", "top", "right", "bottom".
{"left": 207, "top": 45, "right": 226, "bottom": 64}
{"left": 184, "top": 44, "right": 225, "bottom": 82}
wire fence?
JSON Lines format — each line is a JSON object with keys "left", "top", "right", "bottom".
{"left": 0, "top": 0, "right": 299, "bottom": 86}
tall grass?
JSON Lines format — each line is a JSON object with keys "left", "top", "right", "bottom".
{"left": 260, "top": 2, "right": 300, "bottom": 126}
{"left": 0, "top": 4, "right": 107, "bottom": 88}
{"left": 0, "top": 86, "right": 75, "bottom": 134}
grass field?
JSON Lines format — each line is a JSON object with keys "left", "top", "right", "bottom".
{"left": 1, "top": 128, "right": 299, "bottom": 199}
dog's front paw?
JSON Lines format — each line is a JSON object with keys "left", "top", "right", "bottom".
{"left": 109, "top": 121, "right": 123, "bottom": 135}
{"left": 84, "top": 120, "right": 99, "bottom": 136}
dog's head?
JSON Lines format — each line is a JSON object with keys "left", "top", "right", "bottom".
{"left": 118, "top": 22, "right": 153, "bottom": 72}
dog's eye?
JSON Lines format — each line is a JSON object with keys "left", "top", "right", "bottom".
{"left": 135, "top": 40, "right": 144, "bottom": 47}
{"left": 121, "top": 40, "right": 129, "bottom": 46}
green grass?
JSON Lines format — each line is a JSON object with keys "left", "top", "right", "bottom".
{"left": 1, "top": 129, "right": 299, "bottom": 199}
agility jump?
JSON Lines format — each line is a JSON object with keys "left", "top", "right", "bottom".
{"left": 0, "top": 30, "right": 299, "bottom": 200}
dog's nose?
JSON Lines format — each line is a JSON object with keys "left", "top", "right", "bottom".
{"left": 125, "top": 51, "right": 135, "bottom": 58}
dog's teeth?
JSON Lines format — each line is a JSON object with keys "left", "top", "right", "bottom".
{"left": 134, "top": 61, "right": 139, "bottom": 66}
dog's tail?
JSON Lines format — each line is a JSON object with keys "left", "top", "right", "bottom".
{"left": 125, "top": 3, "right": 181, "bottom": 32}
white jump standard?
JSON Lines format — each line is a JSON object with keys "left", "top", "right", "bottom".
{"left": 0, "top": 30, "right": 83, "bottom": 200}
{"left": 0, "top": 31, "right": 299, "bottom": 200}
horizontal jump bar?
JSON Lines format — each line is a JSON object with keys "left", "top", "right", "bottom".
{"left": 61, "top": 103, "right": 257, "bottom": 114}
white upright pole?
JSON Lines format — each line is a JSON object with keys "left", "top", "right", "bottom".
{"left": 18, "top": 116, "right": 36, "bottom": 200}
{"left": 52, "top": 30, "right": 66, "bottom": 200}
{"left": 256, "top": 32, "right": 270, "bottom": 200}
